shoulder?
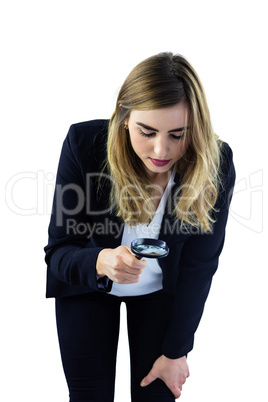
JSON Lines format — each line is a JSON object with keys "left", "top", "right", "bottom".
{"left": 67, "top": 119, "right": 109, "bottom": 149}
{"left": 219, "top": 141, "right": 234, "bottom": 167}
{"left": 64, "top": 119, "right": 109, "bottom": 169}
{"left": 218, "top": 140, "right": 235, "bottom": 181}
{"left": 71, "top": 118, "right": 109, "bottom": 134}
{"left": 216, "top": 140, "right": 236, "bottom": 209}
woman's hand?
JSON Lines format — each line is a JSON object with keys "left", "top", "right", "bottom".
{"left": 96, "top": 246, "right": 146, "bottom": 284}
{"left": 140, "top": 355, "right": 190, "bottom": 399}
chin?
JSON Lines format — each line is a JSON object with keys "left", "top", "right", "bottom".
{"left": 146, "top": 164, "right": 173, "bottom": 175}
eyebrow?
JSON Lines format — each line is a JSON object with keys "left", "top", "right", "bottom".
{"left": 136, "top": 122, "right": 186, "bottom": 133}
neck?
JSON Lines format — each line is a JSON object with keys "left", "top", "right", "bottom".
{"left": 149, "top": 168, "right": 174, "bottom": 188}
{"left": 150, "top": 170, "right": 174, "bottom": 210}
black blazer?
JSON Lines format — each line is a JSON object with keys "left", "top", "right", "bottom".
{"left": 44, "top": 119, "right": 235, "bottom": 358}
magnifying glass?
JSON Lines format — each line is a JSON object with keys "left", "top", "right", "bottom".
{"left": 131, "top": 238, "right": 169, "bottom": 259}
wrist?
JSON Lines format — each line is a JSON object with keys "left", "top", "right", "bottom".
{"left": 162, "top": 354, "right": 187, "bottom": 362}
{"left": 96, "top": 249, "right": 110, "bottom": 278}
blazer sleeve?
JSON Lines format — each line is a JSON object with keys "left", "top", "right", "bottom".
{"left": 44, "top": 124, "right": 111, "bottom": 293}
{"left": 161, "top": 143, "right": 236, "bottom": 359}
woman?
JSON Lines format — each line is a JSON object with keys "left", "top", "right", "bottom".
{"left": 44, "top": 52, "right": 235, "bottom": 401}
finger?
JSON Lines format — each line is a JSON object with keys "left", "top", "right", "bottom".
{"left": 140, "top": 370, "right": 157, "bottom": 387}
{"left": 112, "top": 268, "right": 141, "bottom": 284}
{"left": 123, "top": 265, "right": 145, "bottom": 276}
{"left": 114, "top": 273, "right": 141, "bottom": 284}
{"left": 113, "top": 260, "right": 143, "bottom": 278}
{"left": 173, "top": 388, "right": 182, "bottom": 399}
{"left": 167, "top": 384, "right": 182, "bottom": 399}
{"left": 114, "top": 256, "right": 145, "bottom": 277}
{"left": 121, "top": 247, "right": 147, "bottom": 269}
{"left": 163, "top": 380, "right": 183, "bottom": 399}
{"left": 111, "top": 255, "right": 145, "bottom": 283}
{"left": 127, "top": 256, "right": 147, "bottom": 270}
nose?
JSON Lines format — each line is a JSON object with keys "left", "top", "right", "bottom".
{"left": 153, "top": 136, "right": 170, "bottom": 158}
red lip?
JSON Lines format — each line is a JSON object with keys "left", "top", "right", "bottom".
{"left": 149, "top": 158, "right": 171, "bottom": 167}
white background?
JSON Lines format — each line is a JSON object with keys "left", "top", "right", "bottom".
{"left": 1, "top": 0, "right": 267, "bottom": 401}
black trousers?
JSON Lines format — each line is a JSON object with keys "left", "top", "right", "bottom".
{"left": 55, "top": 290, "right": 176, "bottom": 402}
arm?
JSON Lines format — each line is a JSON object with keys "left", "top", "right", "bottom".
{"left": 142, "top": 208, "right": 231, "bottom": 396}
{"left": 142, "top": 144, "right": 235, "bottom": 397}
{"left": 44, "top": 123, "right": 146, "bottom": 294}
{"left": 44, "top": 124, "right": 110, "bottom": 292}
{"left": 141, "top": 355, "right": 189, "bottom": 399}
{"left": 162, "top": 143, "right": 236, "bottom": 359}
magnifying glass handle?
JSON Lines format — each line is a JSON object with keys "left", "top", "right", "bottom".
{"left": 135, "top": 255, "right": 142, "bottom": 260}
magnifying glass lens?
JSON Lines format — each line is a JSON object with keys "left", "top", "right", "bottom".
{"left": 132, "top": 245, "right": 167, "bottom": 256}
{"left": 131, "top": 238, "right": 169, "bottom": 259}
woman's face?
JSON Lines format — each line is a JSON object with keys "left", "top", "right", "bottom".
{"left": 126, "top": 103, "right": 189, "bottom": 181}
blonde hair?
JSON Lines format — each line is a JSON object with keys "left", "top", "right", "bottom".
{"left": 106, "top": 52, "right": 222, "bottom": 232}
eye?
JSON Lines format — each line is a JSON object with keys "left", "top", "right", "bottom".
{"left": 170, "top": 133, "right": 185, "bottom": 140}
{"left": 139, "top": 129, "right": 155, "bottom": 138}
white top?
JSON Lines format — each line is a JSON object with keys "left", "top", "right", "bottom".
{"left": 110, "top": 168, "right": 176, "bottom": 297}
